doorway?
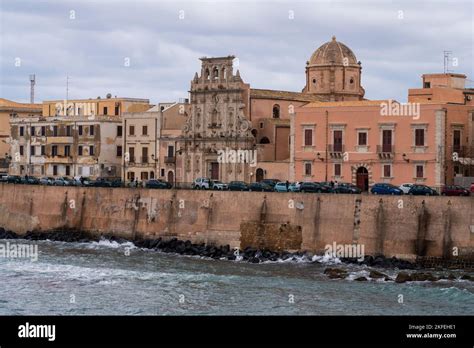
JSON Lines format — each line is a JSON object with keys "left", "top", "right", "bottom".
{"left": 210, "top": 162, "right": 219, "bottom": 180}
{"left": 356, "top": 167, "right": 369, "bottom": 191}
{"left": 256, "top": 168, "right": 264, "bottom": 182}
{"left": 167, "top": 170, "right": 174, "bottom": 184}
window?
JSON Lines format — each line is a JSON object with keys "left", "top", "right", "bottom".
{"left": 89, "top": 146, "right": 94, "bottom": 156}
{"left": 78, "top": 167, "right": 83, "bottom": 176}
{"left": 53, "top": 165, "right": 58, "bottom": 176}
{"left": 382, "top": 130, "right": 392, "bottom": 152}
{"left": 103, "top": 107, "right": 108, "bottom": 115}
{"left": 416, "top": 165, "right": 424, "bottom": 178}
{"left": 52, "top": 145, "right": 58, "bottom": 156}
{"left": 115, "top": 105, "right": 119, "bottom": 115}
{"left": 64, "top": 145, "right": 71, "bottom": 157}
{"left": 383, "top": 164, "right": 391, "bottom": 178}
{"left": 19, "top": 127, "right": 24, "bottom": 136}
{"left": 259, "top": 122, "right": 264, "bottom": 129}
{"left": 30, "top": 146, "right": 36, "bottom": 156}
{"left": 150, "top": 171, "right": 155, "bottom": 179}
{"left": 142, "top": 125, "right": 148, "bottom": 136}
{"left": 142, "top": 147, "right": 148, "bottom": 163}
{"left": 90, "top": 125, "right": 94, "bottom": 136}
{"left": 167, "top": 145, "right": 174, "bottom": 157}
{"left": 78, "top": 146, "right": 83, "bottom": 156}
{"left": 304, "top": 129, "right": 313, "bottom": 146}
{"left": 424, "top": 82, "right": 431, "bottom": 88}
{"left": 358, "top": 132, "right": 367, "bottom": 146}
{"left": 334, "top": 163, "right": 341, "bottom": 177}
{"left": 333, "top": 130, "right": 343, "bottom": 152}
{"left": 78, "top": 125, "right": 83, "bottom": 136}
{"left": 117, "top": 125, "right": 123, "bottom": 137}
{"left": 116, "top": 145, "right": 122, "bottom": 157}
{"left": 129, "top": 125, "right": 135, "bottom": 136}
{"left": 415, "top": 129, "right": 424, "bottom": 146}
{"left": 272, "top": 104, "right": 280, "bottom": 118}
{"left": 66, "top": 125, "right": 72, "bottom": 136}
{"left": 31, "top": 126, "right": 35, "bottom": 136}
{"left": 41, "top": 126, "right": 46, "bottom": 136}
{"left": 18, "top": 145, "right": 24, "bottom": 156}
{"left": 161, "top": 168, "right": 165, "bottom": 177}
{"left": 312, "top": 78, "right": 317, "bottom": 84}
{"left": 259, "top": 137, "right": 270, "bottom": 144}
{"left": 53, "top": 126, "right": 58, "bottom": 136}
{"left": 304, "top": 162, "right": 312, "bottom": 176}
{"left": 129, "top": 147, "right": 135, "bottom": 162}
{"left": 65, "top": 166, "right": 70, "bottom": 176}
{"left": 453, "top": 130, "right": 461, "bottom": 152}
{"left": 141, "top": 172, "right": 149, "bottom": 180}
{"left": 41, "top": 145, "right": 45, "bottom": 156}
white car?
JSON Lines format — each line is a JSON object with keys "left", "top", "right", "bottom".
{"left": 192, "top": 177, "right": 211, "bottom": 189}
{"left": 399, "top": 183, "right": 413, "bottom": 194}
{"left": 211, "top": 180, "right": 227, "bottom": 190}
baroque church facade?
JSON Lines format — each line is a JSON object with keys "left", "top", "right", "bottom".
{"left": 176, "top": 36, "right": 365, "bottom": 184}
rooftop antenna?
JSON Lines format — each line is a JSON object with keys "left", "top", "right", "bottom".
{"left": 443, "top": 51, "right": 452, "bottom": 73}
{"left": 29, "top": 74, "right": 35, "bottom": 104}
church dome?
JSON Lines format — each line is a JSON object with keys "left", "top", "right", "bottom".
{"left": 309, "top": 36, "right": 358, "bottom": 66}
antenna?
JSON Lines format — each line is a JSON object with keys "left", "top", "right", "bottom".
{"left": 29, "top": 74, "right": 35, "bottom": 104}
{"left": 443, "top": 51, "right": 452, "bottom": 73}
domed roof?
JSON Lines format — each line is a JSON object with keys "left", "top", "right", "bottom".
{"left": 308, "top": 36, "right": 358, "bottom": 66}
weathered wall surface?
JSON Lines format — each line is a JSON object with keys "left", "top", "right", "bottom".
{"left": 0, "top": 183, "right": 473, "bottom": 259}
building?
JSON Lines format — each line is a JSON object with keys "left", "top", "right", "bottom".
{"left": 0, "top": 98, "right": 42, "bottom": 173}
{"left": 293, "top": 45, "right": 474, "bottom": 190}
{"left": 9, "top": 95, "right": 150, "bottom": 178}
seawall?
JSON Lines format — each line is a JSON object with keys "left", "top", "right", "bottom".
{"left": 0, "top": 183, "right": 473, "bottom": 260}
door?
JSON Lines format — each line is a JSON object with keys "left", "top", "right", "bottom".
{"left": 382, "top": 130, "right": 392, "bottom": 152}
{"left": 167, "top": 171, "right": 174, "bottom": 184}
{"left": 256, "top": 168, "right": 264, "bottom": 182}
{"left": 333, "top": 130, "right": 343, "bottom": 152}
{"left": 211, "top": 162, "right": 219, "bottom": 180}
{"left": 356, "top": 167, "right": 368, "bottom": 191}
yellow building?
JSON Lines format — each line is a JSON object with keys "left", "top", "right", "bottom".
{"left": 0, "top": 98, "right": 42, "bottom": 173}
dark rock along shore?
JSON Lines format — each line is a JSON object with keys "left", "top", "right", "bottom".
{"left": 0, "top": 227, "right": 472, "bottom": 283}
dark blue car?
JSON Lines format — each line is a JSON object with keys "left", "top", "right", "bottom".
{"left": 370, "top": 183, "right": 403, "bottom": 195}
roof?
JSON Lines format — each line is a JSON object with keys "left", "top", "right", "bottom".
{"left": 250, "top": 88, "right": 328, "bottom": 102}
{"left": 309, "top": 36, "right": 358, "bottom": 66}
{"left": 303, "top": 100, "right": 390, "bottom": 108}
{"left": 0, "top": 98, "right": 42, "bottom": 112}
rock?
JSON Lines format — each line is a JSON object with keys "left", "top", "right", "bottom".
{"left": 460, "top": 274, "right": 472, "bottom": 281}
{"left": 448, "top": 273, "right": 456, "bottom": 280}
{"left": 395, "top": 272, "right": 412, "bottom": 283}
{"left": 354, "top": 276, "right": 367, "bottom": 281}
{"left": 384, "top": 277, "right": 393, "bottom": 281}
{"left": 369, "top": 270, "right": 387, "bottom": 279}
{"left": 324, "top": 267, "right": 348, "bottom": 279}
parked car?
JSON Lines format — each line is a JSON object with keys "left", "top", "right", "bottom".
{"left": 192, "top": 177, "right": 211, "bottom": 190}
{"left": 228, "top": 181, "right": 249, "bottom": 191}
{"left": 210, "top": 180, "right": 227, "bottom": 190}
{"left": 79, "top": 177, "right": 94, "bottom": 187}
{"left": 370, "top": 183, "right": 403, "bottom": 195}
{"left": 53, "top": 177, "right": 69, "bottom": 186}
{"left": 39, "top": 177, "right": 54, "bottom": 185}
{"left": 249, "top": 182, "right": 273, "bottom": 192}
{"left": 145, "top": 179, "right": 172, "bottom": 189}
{"left": 399, "top": 183, "right": 413, "bottom": 194}
{"left": 26, "top": 176, "right": 40, "bottom": 185}
{"left": 288, "top": 182, "right": 301, "bottom": 192}
{"left": 441, "top": 185, "right": 470, "bottom": 196}
{"left": 299, "top": 182, "right": 324, "bottom": 193}
{"left": 109, "top": 179, "right": 123, "bottom": 188}
{"left": 91, "top": 177, "right": 114, "bottom": 187}
{"left": 274, "top": 182, "right": 289, "bottom": 192}
{"left": 315, "top": 182, "right": 334, "bottom": 193}
{"left": 7, "top": 175, "right": 22, "bottom": 184}
{"left": 334, "top": 183, "right": 361, "bottom": 194}
{"left": 408, "top": 185, "right": 439, "bottom": 196}
{"left": 260, "top": 179, "right": 279, "bottom": 189}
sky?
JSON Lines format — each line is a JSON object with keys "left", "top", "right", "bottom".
{"left": 1, "top": 0, "right": 473, "bottom": 105}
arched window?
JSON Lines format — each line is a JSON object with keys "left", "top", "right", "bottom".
{"left": 213, "top": 67, "right": 219, "bottom": 80}
{"left": 272, "top": 104, "right": 280, "bottom": 118}
{"left": 205, "top": 69, "right": 210, "bottom": 80}
{"left": 350, "top": 77, "right": 354, "bottom": 84}
{"left": 251, "top": 129, "right": 258, "bottom": 138}
{"left": 260, "top": 137, "right": 270, "bottom": 144}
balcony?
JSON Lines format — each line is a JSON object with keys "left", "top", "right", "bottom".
{"left": 377, "top": 144, "right": 395, "bottom": 159}
{"left": 164, "top": 156, "right": 176, "bottom": 164}
{"left": 327, "top": 144, "right": 344, "bottom": 158}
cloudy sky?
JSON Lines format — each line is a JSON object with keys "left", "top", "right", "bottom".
{"left": 1, "top": 0, "right": 473, "bottom": 105}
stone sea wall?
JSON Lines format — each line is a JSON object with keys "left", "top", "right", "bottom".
{"left": 0, "top": 183, "right": 473, "bottom": 260}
